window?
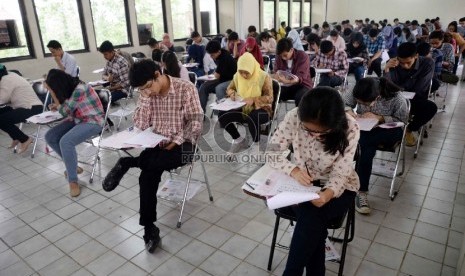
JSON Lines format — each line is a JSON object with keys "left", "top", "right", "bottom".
{"left": 263, "top": 0, "right": 275, "bottom": 31}
{"left": 0, "top": 0, "right": 33, "bottom": 60}
{"left": 199, "top": 0, "right": 218, "bottom": 36}
{"left": 303, "top": 1, "right": 311, "bottom": 26}
{"left": 291, "top": 1, "right": 301, "bottom": 28}
{"left": 135, "top": 0, "right": 165, "bottom": 44}
{"left": 90, "top": 0, "right": 131, "bottom": 47}
{"left": 170, "top": 0, "right": 195, "bottom": 40}
{"left": 278, "top": 0, "right": 289, "bottom": 28}
{"left": 34, "top": 0, "right": 87, "bottom": 54}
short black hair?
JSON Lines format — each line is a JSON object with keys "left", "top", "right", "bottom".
{"left": 298, "top": 87, "right": 349, "bottom": 155}
{"left": 306, "top": 33, "right": 321, "bottom": 46}
{"left": 397, "top": 42, "right": 417, "bottom": 58}
{"left": 247, "top": 25, "right": 256, "bottom": 33}
{"left": 322, "top": 22, "right": 330, "bottom": 29}
{"left": 151, "top": 49, "right": 163, "bottom": 62}
{"left": 147, "top": 38, "right": 158, "bottom": 47}
{"left": 225, "top": 29, "right": 233, "bottom": 34}
{"left": 329, "top": 29, "right": 338, "bottom": 37}
{"left": 259, "top": 31, "right": 271, "bottom": 40}
{"left": 353, "top": 77, "right": 401, "bottom": 102}
{"left": 460, "top": 17, "right": 465, "bottom": 22}
{"left": 46, "top": 40, "right": 62, "bottom": 49}
{"left": 393, "top": 27, "right": 402, "bottom": 36}
{"left": 334, "top": 25, "right": 342, "bottom": 32}
{"left": 368, "top": 28, "right": 378, "bottom": 38}
{"left": 276, "top": 38, "right": 293, "bottom": 55}
{"left": 394, "top": 18, "right": 399, "bottom": 22}
{"left": 281, "top": 21, "right": 286, "bottom": 26}
{"left": 190, "top": 31, "right": 200, "bottom": 39}
{"left": 205, "top": 40, "right": 221, "bottom": 54}
{"left": 228, "top": 32, "right": 239, "bottom": 41}
{"left": 416, "top": 42, "right": 431, "bottom": 56}
{"left": 343, "top": 28, "right": 352, "bottom": 36}
{"left": 411, "top": 20, "right": 419, "bottom": 26}
{"left": 129, "top": 59, "right": 162, "bottom": 87}
{"left": 99, "top": 40, "right": 114, "bottom": 53}
{"left": 320, "top": 40, "right": 334, "bottom": 54}
{"left": 429, "top": 30, "right": 444, "bottom": 40}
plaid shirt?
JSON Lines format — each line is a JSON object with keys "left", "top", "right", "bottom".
{"left": 103, "top": 54, "right": 130, "bottom": 94}
{"left": 439, "top": 43, "right": 455, "bottom": 73}
{"left": 363, "top": 35, "right": 386, "bottom": 54}
{"left": 59, "top": 83, "right": 105, "bottom": 126}
{"left": 431, "top": 49, "right": 443, "bottom": 76}
{"left": 133, "top": 76, "right": 203, "bottom": 146}
{"left": 312, "top": 48, "right": 349, "bottom": 77}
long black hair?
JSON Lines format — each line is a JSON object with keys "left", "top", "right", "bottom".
{"left": 45, "top": 69, "right": 81, "bottom": 104}
{"left": 353, "top": 77, "right": 401, "bottom": 102}
{"left": 161, "top": 51, "right": 181, "bottom": 78}
{"left": 298, "top": 87, "right": 349, "bottom": 155}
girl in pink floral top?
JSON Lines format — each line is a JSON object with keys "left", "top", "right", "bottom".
{"left": 266, "top": 87, "right": 360, "bottom": 275}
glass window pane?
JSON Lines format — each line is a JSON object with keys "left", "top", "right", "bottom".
{"left": 0, "top": 0, "right": 31, "bottom": 59}
{"left": 279, "top": 1, "right": 288, "bottom": 28}
{"left": 303, "top": 2, "right": 310, "bottom": 26}
{"left": 135, "top": 0, "right": 165, "bottom": 44}
{"left": 291, "top": 2, "right": 300, "bottom": 28}
{"left": 90, "top": 0, "right": 130, "bottom": 47}
{"left": 263, "top": 1, "right": 275, "bottom": 31}
{"left": 34, "top": 0, "right": 86, "bottom": 53}
{"left": 199, "top": 0, "right": 217, "bottom": 35}
{"left": 170, "top": 0, "right": 195, "bottom": 40}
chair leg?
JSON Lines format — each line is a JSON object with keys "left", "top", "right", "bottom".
{"left": 337, "top": 211, "right": 352, "bottom": 276}
{"left": 177, "top": 162, "right": 194, "bottom": 228}
{"left": 31, "top": 125, "right": 41, "bottom": 158}
{"left": 267, "top": 215, "right": 281, "bottom": 271}
{"left": 414, "top": 126, "right": 424, "bottom": 159}
{"left": 200, "top": 160, "right": 213, "bottom": 201}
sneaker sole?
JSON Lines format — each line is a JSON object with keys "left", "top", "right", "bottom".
{"left": 355, "top": 206, "right": 371, "bottom": 214}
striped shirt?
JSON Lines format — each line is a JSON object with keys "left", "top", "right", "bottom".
{"left": 312, "top": 48, "right": 349, "bottom": 77}
{"left": 59, "top": 83, "right": 105, "bottom": 126}
{"left": 343, "top": 90, "right": 409, "bottom": 123}
{"left": 133, "top": 76, "right": 203, "bottom": 146}
{"left": 103, "top": 54, "right": 130, "bottom": 94}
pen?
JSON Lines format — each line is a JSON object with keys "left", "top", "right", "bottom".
{"left": 245, "top": 182, "right": 255, "bottom": 190}
{"left": 305, "top": 161, "right": 311, "bottom": 176}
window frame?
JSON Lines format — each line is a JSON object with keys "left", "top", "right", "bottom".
{"left": 172, "top": 0, "right": 197, "bottom": 42}
{"left": 198, "top": 0, "right": 219, "bottom": 36}
{"left": 278, "top": 0, "right": 290, "bottom": 28}
{"left": 134, "top": 0, "right": 168, "bottom": 45}
{"left": 0, "top": 0, "right": 35, "bottom": 62}
{"left": 89, "top": 0, "right": 133, "bottom": 49}
{"left": 262, "top": 0, "right": 276, "bottom": 31}
{"left": 32, "top": 0, "right": 89, "bottom": 57}
{"left": 291, "top": 0, "right": 302, "bottom": 28}
{"left": 303, "top": 0, "right": 312, "bottom": 26}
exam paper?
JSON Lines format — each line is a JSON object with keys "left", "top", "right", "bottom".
{"left": 210, "top": 98, "right": 246, "bottom": 111}
{"left": 267, "top": 191, "right": 320, "bottom": 209}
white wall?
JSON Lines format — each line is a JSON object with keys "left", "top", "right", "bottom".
{"left": 218, "top": 0, "right": 236, "bottom": 34}
{"left": 325, "top": 0, "right": 463, "bottom": 27}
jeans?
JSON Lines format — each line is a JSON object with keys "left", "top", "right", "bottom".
{"left": 111, "top": 90, "right": 128, "bottom": 103}
{"left": 218, "top": 108, "right": 270, "bottom": 142}
{"left": 45, "top": 120, "right": 102, "bottom": 182}
{"left": 349, "top": 63, "right": 365, "bottom": 81}
{"left": 283, "top": 190, "right": 356, "bottom": 276}
{"left": 118, "top": 143, "right": 195, "bottom": 226}
{"left": 198, "top": 80, "right": 231, "bottom": 112}
{"left": 358, "top": 127, "right": 404, "bottom": 192}
{"left": 279, "top": 85, "right": 311, "bottom": 107}
{"left": 0, "top": 105, "right": 43, "bottom": 142}
{"left": 408, "top": 98, "right": 438, "bottom": 132}
{"left": 317, "top": 74, "right": 344, "bottom": 87}
{"left": 367, "top": 57, "right": 382, "bottom": 77}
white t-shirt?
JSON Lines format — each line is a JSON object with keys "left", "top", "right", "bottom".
{"left": 0, "top": 73, "right": 42, "bottom": 109}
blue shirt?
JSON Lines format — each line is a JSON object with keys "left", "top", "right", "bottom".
{"left": 363, "top": 35, "right": 386, "bottom": 55}
{"left": 187, "top": 44, "right": 206, "bottom": 69}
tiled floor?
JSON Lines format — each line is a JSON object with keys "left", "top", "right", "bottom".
{"left": 0, "top": 69, "right": 464, "bottom": 276}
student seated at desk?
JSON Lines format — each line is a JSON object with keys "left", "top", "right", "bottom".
{"left": 198, "top": 40, "right": 237, "bottom": 112}
{"left": 259, "top": 31, "right": 277, "bottom": 55}
{"left": 417, "top": 42, "right": 443, "bottom": 92}
{"left": 47, "top": 40, "right": 78, "bottom": 77}
{"left": 429, "top": 30, "right": 455, "bottom": 75}
{"left": 98, "top": 40, "right": 131, "bottom": 103}
{"left": 327, "top": 29, "right": 346, "bottom": 51}
{"left": 218, "top": 53, "right": 272, "bottom": 155}
{"left": 266, "top": 87, "right": 360, "bottom": 276}
{"left": 346, "top": 32, "right": 369, "bottom": 81}
{"left": 0, "top": 64, "right": 43, "bottom": 153}
{"left": 228, "top": 32, "right": 246, "bottom": 60}
{"left": 148, "top": 37, "right": 168, "bottom": 53}
{"left": 240, "top": 37, "right": 264, "bottom": 70}
{"left": 364, "top": 29, "right": 386, "bottom": 77}
{"left": 343, "top": 77, "right": 408, "bottom": 214}
{"left": 102, "top": 59, "right": 203, "bottom": 253}
{"left": 274, "top": 38, "right": 312, "bottom": 107}
{"left": 312, "top": 40, "right": 349, "bottom": 87}
{"left": 287, "top": 29, "right": 305, "bottom": 51}
{"left": 384, "top": 42, "right": 437, "bottom": 146}
{"left": 160, "top": 33, "right": 175, "bottom": 52}
{"left": 44, "top": 69, "right": 105, "bottom": 197}
{"left": 153, "top": 50, "right": 189, "bottom": 81}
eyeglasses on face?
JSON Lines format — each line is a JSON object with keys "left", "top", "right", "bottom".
{"left": 300, "top": 122, "right": 331, "bottom": 135}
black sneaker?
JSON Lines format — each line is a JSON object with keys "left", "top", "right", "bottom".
{"left": 102, "top": 158, "right": 130, "bottom": 192}
{"left": 143, "top": 226, "right": 161, "bottom": 253}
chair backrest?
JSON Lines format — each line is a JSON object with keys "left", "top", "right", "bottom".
{"left": 263, "top": 55, "right": 270, "bottom": 73}
{"left": 8, "top": 69, "right": 22, "bottom": 76}
{"left": 174, "top": 46, "right": 185, "bottom": 53}
{"left": 131, "top": 52, "right": 146, "bottom": 58}
{"left": 271, "top": 79, "right": 282, "bottom": 120}
{"left": 188, "top": 72, "right": 197, "bottom": 86}
{"left": 32, "top": 81, "right": 51, "bottom": 108}
{"left": 76, "top": 66, "right": 80, "bottom": 78}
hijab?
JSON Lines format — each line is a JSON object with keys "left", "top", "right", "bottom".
{"left": 240, "top": 37, "right": 264, "bottom": 69}
{"left": 287, "top": 29, "right": 304, "bottom": 51}
{"left": 234, "top": 53, "right": 267, "bottom": 116}
{"left": 161, "top": 33, "right": 174, "bottom": 49}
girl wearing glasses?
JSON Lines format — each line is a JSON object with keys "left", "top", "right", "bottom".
{"left": 266, "top": 87, "right": 360, "bottom": 276}
{"left": 343, "top": 77, "right": 409, "bottom": 214}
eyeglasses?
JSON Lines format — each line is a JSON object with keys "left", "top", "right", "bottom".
{"left": 300, "top": 122, "right": 331, "bottom": 136}
{"left": 139, "top": 79, "right": 153, "bottom": 91}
